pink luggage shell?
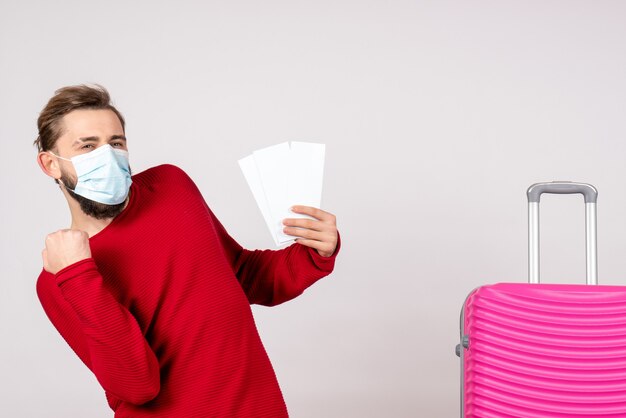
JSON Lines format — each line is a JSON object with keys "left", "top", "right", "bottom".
{"left": 462, "top": 283, "right": 626, "bottom": 417}
{"left": 458, "top": 182, "right": 626, "bottom": 417}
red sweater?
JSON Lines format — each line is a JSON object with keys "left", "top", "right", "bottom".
{"left": 36, "top": 164, "right": 340, "bottom": 417}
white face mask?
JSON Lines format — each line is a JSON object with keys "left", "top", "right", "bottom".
{"left": 49, "top": 144, "right": 132, "bottom": 205}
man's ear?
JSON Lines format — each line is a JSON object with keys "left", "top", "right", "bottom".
{"left": 37, "top": 151, "right": 62, "bottom": 181}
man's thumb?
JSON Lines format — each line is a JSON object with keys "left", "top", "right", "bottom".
{"left": 42, "top": 248, "right": 49, "bottom": 271}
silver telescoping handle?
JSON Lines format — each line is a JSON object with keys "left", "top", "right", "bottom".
{"left": 527, "top": 182, "right": 598, "bottom": 285}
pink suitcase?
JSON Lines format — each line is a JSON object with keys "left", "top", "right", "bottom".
{"left": 458, "top": 182, "right": 626, "bottom": 417}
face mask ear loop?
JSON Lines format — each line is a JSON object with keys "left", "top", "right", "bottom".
{"left": 47, "top": 151, "right": 76, "bottom": 191}
{"left": 47, "top": 151, "right": 72, "bottom": 162}
{"left": 57, "top": 178, "right": 76, "bottom": 192}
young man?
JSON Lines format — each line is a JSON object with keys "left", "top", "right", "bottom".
{"left": 34, "top": 85, "right": 340, "bottom": 417}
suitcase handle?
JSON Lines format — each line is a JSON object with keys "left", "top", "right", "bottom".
{"left": 526, "top": 182, "right": 598, "bottom": 285}
{"left": 527, "top": 182, "right": 597, "bottom": 203}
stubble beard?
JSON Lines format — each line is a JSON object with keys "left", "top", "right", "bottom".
{"left": 59, "top": 168, "right": 131, "bottom": 220}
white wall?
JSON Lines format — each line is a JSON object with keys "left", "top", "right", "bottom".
{"left": 2, "top": 1, "right": 626, "bottom": 416}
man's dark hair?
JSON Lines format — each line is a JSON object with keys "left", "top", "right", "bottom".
{"left": 34, "top": 84, "right": 125, "bottom": 152}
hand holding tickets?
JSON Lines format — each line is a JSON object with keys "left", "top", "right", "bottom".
{"left": 239, "top": 141, "right": 337, "bottom": 256}
{"left": 283, "top": 205, "right": 338, "bottom": 257}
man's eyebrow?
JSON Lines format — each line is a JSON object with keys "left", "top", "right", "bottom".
{"left": 72, "top": 135, "right": 126, "bottom": 145}
{"left": 73, "top": 136, "right": 99, "bottom": 145}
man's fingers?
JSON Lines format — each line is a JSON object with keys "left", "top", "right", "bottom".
{"left": 285, "top": 206, "right": 338, "bottom": 258}
{"left": 283, "top": 226, "right": 324, "bottom": 241}
{"left": 283, "top": 226, "right": 338, "bottom": 247}
{"left": 282, "top": 217, "right": 328, "bottom": 231}
{"left": 290, "top": 206, "right": 336, "bottom": 224}
{"left": 42, "top": 229, "right": 92, "bottom": 275}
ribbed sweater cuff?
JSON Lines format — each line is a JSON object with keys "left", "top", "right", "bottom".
{"left": 55, "top": 258, "right": 98, "bottom": 286}
{"left": 306, "top": 230, "right": 341, "bottom": 271}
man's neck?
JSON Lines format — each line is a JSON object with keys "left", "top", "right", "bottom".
{"left": 63, "top": 189, "right": 129, "bottom": 238}
{"left": 70, "top": 214, "right": 115, "bottom": 238}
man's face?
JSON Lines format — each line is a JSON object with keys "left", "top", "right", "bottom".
{"left": 53, "top": 109, "right": 131, "bottom": 219}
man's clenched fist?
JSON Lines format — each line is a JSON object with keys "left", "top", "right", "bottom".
{"left": 42, "top": 229, "right": 92, "bottom": 274}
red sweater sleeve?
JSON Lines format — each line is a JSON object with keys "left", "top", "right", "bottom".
{"left": 36, "top": 258, "right": 160, "bottom": 405}
{"left": 209, "top": 209, "right": 341, "bottom": 306}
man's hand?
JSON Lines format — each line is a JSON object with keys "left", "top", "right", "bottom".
{"left": 42, "top": 229, "right": 92, "bottom": 274}
{"left": 283, "top": 206, "right": 338, "bottom": 257}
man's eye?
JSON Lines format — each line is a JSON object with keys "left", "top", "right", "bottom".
{"left": 112, "top": 142, "right": 124, "bottom": 147}
{"left": 81, "top": 144, "right": 94, "bottom": 150}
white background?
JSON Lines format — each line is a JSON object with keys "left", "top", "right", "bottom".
{"left": 1, "top": 1, "right": 626, "bottom": 417}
